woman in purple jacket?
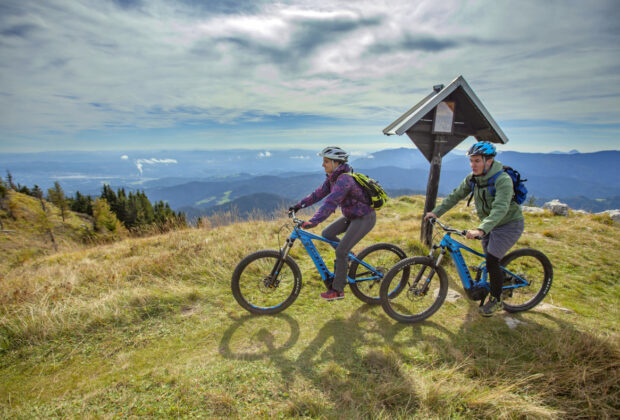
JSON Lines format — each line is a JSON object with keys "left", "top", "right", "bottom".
{"left": 290, "top": 147, "right": 376, "bottom": 301}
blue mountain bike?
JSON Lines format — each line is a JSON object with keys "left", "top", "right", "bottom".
{"left": 232, "top": 211, "right": 408, "bottom": 314}
{"left": 380, "top": 218, "right": 553, "bottom": 323}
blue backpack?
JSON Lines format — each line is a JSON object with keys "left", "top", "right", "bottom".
{"left": 467, "top": 166, "right": 528, "bottom": 206}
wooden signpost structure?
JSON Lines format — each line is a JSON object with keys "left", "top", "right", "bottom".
{"left": 383, "top": 76, "right": 509, "bottom": 246}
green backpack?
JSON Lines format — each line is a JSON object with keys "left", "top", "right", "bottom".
{"left": 348, "top": 172, "right": 388, "bottom": 210}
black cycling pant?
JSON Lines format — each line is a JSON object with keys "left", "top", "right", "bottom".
{"left": 486, "top": 253, "right": 503, "bottom": 300}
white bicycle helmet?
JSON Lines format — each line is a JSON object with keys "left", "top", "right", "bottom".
{"left": 318, "top": 146, "right": 349, "bottom": 162}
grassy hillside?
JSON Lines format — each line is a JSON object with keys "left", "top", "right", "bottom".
{"left": 0, "top": 190, "right": 98, "bottom": 273}
{"left": 1, "top": 196, "right": 619, "bottom": 419}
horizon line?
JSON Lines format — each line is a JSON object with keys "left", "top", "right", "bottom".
{"left": 1, "top": 146, "right": 619, "bottom": 155}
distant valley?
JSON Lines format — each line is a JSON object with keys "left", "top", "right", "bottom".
{"left": 2, "top": 148, "right": 619, "bottom": 217}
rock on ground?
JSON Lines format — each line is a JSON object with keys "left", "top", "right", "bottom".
{"left": 521, "top": 206, "right": 545, "bottom": 214}
{"left": 596, "top": 209, "right": 620, "bottom": 223}
{"left": 535, "top": 302, "right": 574, "bottom": 313}
{"left": 542, "top": 199, "right": 569, "bottom": 216}
{"left": 504, "top": 317, "right": 526, "bottom": 329}
{"left": 433, "top": 288, "right": 462, "bottom": 302}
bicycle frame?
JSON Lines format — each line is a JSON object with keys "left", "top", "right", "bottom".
{"left": 280, "top": 225, "right": 384, "bottom": 285}
{"left": 437, "top": 234, "right": 487, "bottom": 290}
{"left": 431, "top": 222, "right": 530, "bottom": 292}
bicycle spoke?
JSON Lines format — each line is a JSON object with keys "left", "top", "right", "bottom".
{"left": 348, "top": 243, "right": 407, "bottom": 304}
{"left": 242, "top": 259, "right": 293, "bottom": 307}
{"left": 501, "top": 249, "right": 553, "bottom": 312}
{"left": 380, "top": 257, "right": 448, "bottom": 323}
{"left": 232, "top": 251, "right": 302, "bottom": 314}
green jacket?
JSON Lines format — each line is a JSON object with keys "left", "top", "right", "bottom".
{"left": 432, "top": 160, "right": 524, "bottom": 234}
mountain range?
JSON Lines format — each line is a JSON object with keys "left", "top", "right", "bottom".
{"left": 2, "top": 148, "right": 619, "bottom": 217}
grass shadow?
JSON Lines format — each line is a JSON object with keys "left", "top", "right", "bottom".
{"left": 218, "top": 304, "right": 456, "bottom": 417}
{"left": 218, "top": 312, "right": 300, "bottom": 361}
{"left": 444, "top": 308, "right": 620, "bottom": 418}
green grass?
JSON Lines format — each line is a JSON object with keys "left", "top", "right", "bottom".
{"left": 217, "top": 190, "right": 232, "bottom": 205}
{"left": 0, "top": 191, "right": 97, "bottom": 272}
{"left": 1, "top": 196, "right": 619, "bottom": 418}
{"left": 194, "top": 196, "right": 217, "bottom": 206}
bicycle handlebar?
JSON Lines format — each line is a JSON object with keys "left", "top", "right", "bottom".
{"left": 287, "top": 210, "right": 305, "bottom": 227}
{"left": 429, "top": 217, "right": 469, "bottom": 238}
{"left": 289, "top": 212, "right": 477, "bottom": 238}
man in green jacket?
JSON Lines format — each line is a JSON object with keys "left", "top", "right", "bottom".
{"left": 424, "top": 141, "right": 524, "bottom": 316}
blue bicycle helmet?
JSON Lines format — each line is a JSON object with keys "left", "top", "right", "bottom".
{"left": 466, "top": 141, "right": 497, "bottom": 157}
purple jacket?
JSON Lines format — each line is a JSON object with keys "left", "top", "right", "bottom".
{"left": 296, "top": 163, "right": 374, "bottom": 225}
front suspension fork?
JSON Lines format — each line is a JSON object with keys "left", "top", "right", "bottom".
{"left": 267, "top": 238, "right": 295, "bottom": 284}
{"left": 412, "top": 250, "right": 444, "bottom": 294}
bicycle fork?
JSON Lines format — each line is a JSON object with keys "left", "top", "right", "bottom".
{"left": 266, "top": 238, "right": 295, "bottom": 288}
{"left": 411, "top": 250, "right": 445, "bottom": 295}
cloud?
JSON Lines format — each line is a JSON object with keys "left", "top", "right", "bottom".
{"left": 349, "top": 150, "right": 369, "bottom": 157}
{"left": 108, "top": 0, "right": 145, "bottom": 11}
{"left": 257, "top": 151, "right": 272, "bottom": 158}
{"left": 135, "top": 158, "right": 178, "bottom": 175}
{"left": 366, "top": 34, "right": 458, "bottom": 55}
{"left": 120, "top": 155, "right": 129, "bottom": 160}
{"left": 174, "top": 0, "right": 269, "bottom": 16}
{"left": 0, "top": 0, "right": 618, "bottom": 153}
{"left": 1, "top": 23, "right": 41, "bottom": 38}
{"left": 191, "top": 9, "right": 383, "bottom": 74}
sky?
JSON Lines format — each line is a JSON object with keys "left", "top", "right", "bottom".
{"left": 0, "top": 0, "right": 619, "bottom": 154}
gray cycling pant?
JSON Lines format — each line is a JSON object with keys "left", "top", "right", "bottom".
{"left": 481, "top": 219, "right": 524, "bottom": 259}
{"left": 322, "top": 212, "right": 376, "bottom": 293}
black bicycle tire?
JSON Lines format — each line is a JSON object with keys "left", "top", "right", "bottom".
{"left": 380, "top": 256, "right": 448, "bottom": 323}
{"left": 348, "top": 242, "right": 407, "bottom": 304}
{"left": 231, "top": 250, "right": 302, "bottom": 315}
{"left": 501, "top": 248, "right": 553, "bottom": 313}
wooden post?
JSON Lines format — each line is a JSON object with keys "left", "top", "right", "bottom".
{"left": 421, "top": 135, "right": 444, "bottom": 247}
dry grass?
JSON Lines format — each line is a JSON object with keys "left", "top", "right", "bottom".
{"left": 1, "top": 196, "right": 619, "bottom": 419}
{"left": 0, "top": 191, "right": 97, "bottom": 272}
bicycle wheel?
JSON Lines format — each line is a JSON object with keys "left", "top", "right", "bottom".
{"left": 348, "top": 242, "right": 407, "bottom": 304}
{"left": 500, "top": 248, "right": 553, "bottom": 312}
{"left": 231, "top": 250, "right": 302, "bottom": 315}
{"left": 380, "top": 256, "right": 448, "bottom": 323}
